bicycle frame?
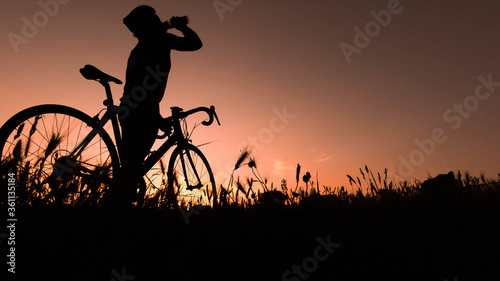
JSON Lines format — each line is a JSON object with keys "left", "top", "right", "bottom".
{"left": 0, "top": 66, "right": 219, "bottom": 207}
{"left": 68, "top": 80, "right": 218, "bottom": 185}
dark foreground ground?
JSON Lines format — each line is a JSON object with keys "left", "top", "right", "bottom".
{"left": 2, "top": 184, "right": 500, "bottom": 281}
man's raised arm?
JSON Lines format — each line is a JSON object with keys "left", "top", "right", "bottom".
{"left": 168, "top": 24, "right": 203, "bottom": 51}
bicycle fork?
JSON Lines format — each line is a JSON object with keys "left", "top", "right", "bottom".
{"left": 178, "top": 147, "right": 203, "bottom": 191}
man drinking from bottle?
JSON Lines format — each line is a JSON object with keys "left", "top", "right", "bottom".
{"left": 118, "top": 5, "right": 202, "bottom": 205}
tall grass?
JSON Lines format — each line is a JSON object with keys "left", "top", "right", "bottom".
{"left": 1, "top": 132, "right": 112, "bottom": 207}
{"left": 3, "top": 140, "right": 500, "bottom": 211}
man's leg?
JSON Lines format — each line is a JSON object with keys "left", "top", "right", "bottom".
{"left": 119, "top": 113, "right": 159, "bottom": 204}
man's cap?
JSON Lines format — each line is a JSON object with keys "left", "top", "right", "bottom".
{"left": 123, "top": 5, "right": 157, "bottom": 34}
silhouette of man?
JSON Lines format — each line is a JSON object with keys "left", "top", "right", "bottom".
{"left": 119, "top": 5, "right": 202, "bottom": 202}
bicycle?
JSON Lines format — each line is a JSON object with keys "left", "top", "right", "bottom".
{"left": 0, "top": 65, "right": 220, "bottom": 208}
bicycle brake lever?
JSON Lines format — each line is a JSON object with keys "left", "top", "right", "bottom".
{"left": 209, "top": 105, "right": 221, "bottom": 126}
{"left": 200, "top": 106, "right": 220, "bottom": 126}
{"left": 213, "top": 110, "right": 221, "bottom": 126}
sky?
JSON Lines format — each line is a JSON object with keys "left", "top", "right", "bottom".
{"left": 1, "top": 0, "right": 500, "bottom": 191}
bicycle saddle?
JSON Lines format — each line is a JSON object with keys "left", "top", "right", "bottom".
{"left": 79, "top": 65, "right": 122, "bottom": 84}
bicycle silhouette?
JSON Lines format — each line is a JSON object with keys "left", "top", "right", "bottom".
{"left": 0, "top": 65, "right": 220, "bottom": 208}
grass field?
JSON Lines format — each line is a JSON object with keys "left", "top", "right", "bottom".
{"left": 1, "top": 139, "right": 500, "bottom": 280}
{"left": 2, "top": 161, "right": 500, "bottom": 280}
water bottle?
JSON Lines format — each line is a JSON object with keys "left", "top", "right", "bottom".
{"left": 165, "top": 16, "right": 189, "bottom": 29}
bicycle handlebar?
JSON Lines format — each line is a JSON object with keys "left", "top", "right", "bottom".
{"left": 178, "top": 106, "right": 221, "bottom": 126}
{"left": 157, "top": 105, "right": 220, "bottom": 139}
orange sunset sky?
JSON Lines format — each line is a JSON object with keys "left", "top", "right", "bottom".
{"left": 1, "top": 0, "right": 500, "bottom": 190}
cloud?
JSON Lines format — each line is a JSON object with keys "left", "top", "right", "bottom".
{"left": 315, "top": 154, "right": 336, "bottom": 163}
{"left": 307, "top": 146, "right": 318, "bottom": 153}
{"left": 273, "top": 159, "right": 295, "bottom": 173}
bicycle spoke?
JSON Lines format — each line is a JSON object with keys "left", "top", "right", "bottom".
{"left": 168, "top": 144, "right": 216, "bottom": 207}
{"left": 0, "top": 106, "right": 117, "bottom": 206}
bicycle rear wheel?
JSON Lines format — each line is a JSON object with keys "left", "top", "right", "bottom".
{"left": 0, "top": 105, "right": 119, "bottom": 206}
{"left": 166, "top": 143, "right": 217, "bottom": 208}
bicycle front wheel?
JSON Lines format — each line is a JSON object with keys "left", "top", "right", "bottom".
{"left": 0, "top": 104, "right": 119, "bottom": 206}
{"left": 166, "top": 143, "right": 217, "bottom": 208}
